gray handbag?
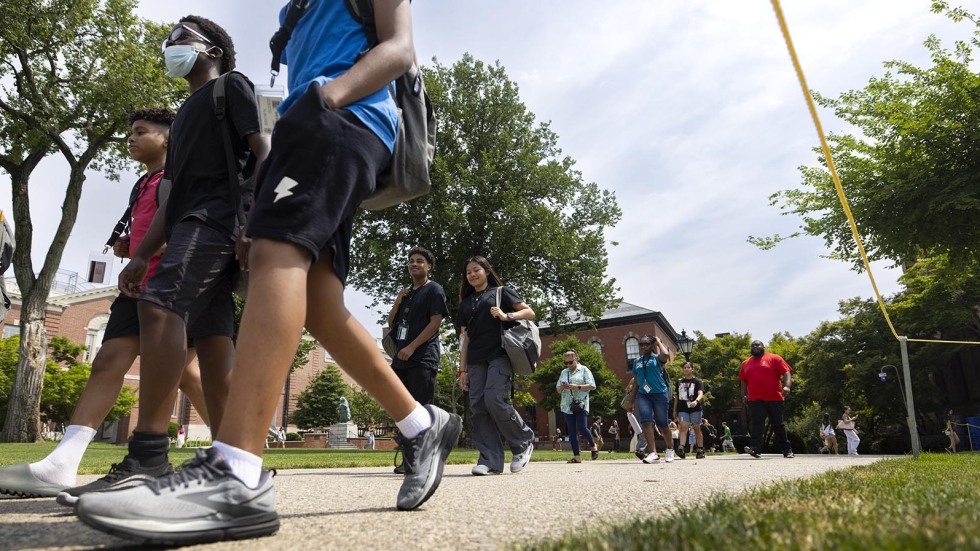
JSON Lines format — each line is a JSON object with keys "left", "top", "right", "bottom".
{"left": 496, "top": 287, "right": 541, "bottom": 375}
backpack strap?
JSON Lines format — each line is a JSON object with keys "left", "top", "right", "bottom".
{"left": 103, "top": 167, "right": 164, "bottom": 253}
{"left": 212, "top": 73, "right": 247, "bottom": 233}
{"left": 345, "top": 0, "right": 378, "bottom": 50}
{"left": 269, "top": 0, "right": 312, "bottom": 86}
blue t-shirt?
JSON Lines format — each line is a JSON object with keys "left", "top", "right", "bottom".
{"left": 632, "top": 355, "right": 667, "bottom": 395}
{"left": 278, "top": 0, "right": 398, "bottom": 152}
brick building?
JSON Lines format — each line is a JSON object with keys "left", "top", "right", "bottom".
{"left": 2, "top": 277, "right": 356, "bottom": 444}
{"left": 526, "top": 301, "right": 681, "bottom": 445}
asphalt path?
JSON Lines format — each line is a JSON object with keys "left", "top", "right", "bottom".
{"left": 0, "top": 453, "right": 886, "bottom": 550}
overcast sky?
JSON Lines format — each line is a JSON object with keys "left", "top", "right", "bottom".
{"left": 0, "top": 1, "right": 969, "bottom": 343}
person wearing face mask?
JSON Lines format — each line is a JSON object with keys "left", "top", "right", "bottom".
{"left": 78, "top": 16, "right": 269, "bottom": 505}
{"left": 739, "top": 340, "right": 794, "bottom": 459}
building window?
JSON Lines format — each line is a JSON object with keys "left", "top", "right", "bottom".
{"left": 2, "top": 324, "right": 20, "bottom": 339}
{"left": 85, "top": 315, "right": 110, "bottom": 362}
{"left": 590, "top": 339, "right": 603, "bottom": 354}
{"left": 625, "top": 336, "right": 640, "bottom": 362}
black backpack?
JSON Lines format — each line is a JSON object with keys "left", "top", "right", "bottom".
{"left": 268, "top": 0, "right": 436, "bottom": 210}
{"left": 103, "top": 166, "right": 165, "bottom": 254}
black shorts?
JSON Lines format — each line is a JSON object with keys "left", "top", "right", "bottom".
{"left": 246, "top": 83, "right": 390, "bottom": 285}
{"left": 139, "top": 220, "right": 236, "bottom": 339}
{"left": 102, "top": 294, "right": 199, "bottom": 345}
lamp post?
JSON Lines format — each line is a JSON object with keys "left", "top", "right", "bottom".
{"left": 878, "top": 364, "right": 907, "bottom": 410}
{"left": 677, "top": 329, "right": 695, "bottom": 361}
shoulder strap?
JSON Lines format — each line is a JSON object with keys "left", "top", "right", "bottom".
{"left": 212, "top": 74, "right": 247, "bottom": 230}
{"left": 103, "top": 167, "right": 164, "bottom": 253}
{"left": 269, "top": 0, "right": 312, "bottom": 86}
{"left": 345, "top": 0, "right": 378, "bottom": 48}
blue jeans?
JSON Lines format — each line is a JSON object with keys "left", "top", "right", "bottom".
{"left": 563, "top": 411, "right": 596, "bottom": 457}
{"left": 635, "top": 392, "right": 670, "bottom": 428}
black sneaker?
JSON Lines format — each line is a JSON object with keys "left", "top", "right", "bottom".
{"left": 75, "top": 448, "right": 278, "bottom": 545}
{"left": 695, "top": 449, "right": 705, "bottom": 459}
{"left": 744, "top": 446, "right": 761, "bottom": 458}
{"left": 784, "top": 451, "right": 795, "bottom": 459}
{"left": 56, "top": 455, "right": 173, "bottom": 506}
{"left": 675, "top": 447, "right": 686, "bottom": 459}
{"left": 396, "top": 405, "right": 462, "bottom": 510}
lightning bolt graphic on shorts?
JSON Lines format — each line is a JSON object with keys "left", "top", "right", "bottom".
{"left": 273, "top": 176, "right": 299, "bottom": 203}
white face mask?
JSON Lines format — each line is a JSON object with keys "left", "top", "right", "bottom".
{"left": 163, "top": 45, "right": 202, "bottom": 78}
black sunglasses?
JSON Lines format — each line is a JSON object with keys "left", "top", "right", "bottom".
{"left": 639, "top": 341, "right": 653, "bottom": 346}
{"left": 563, "top": 361, "right": 575, "bottom": 365}
{"left": 162, "top": 24, "right": 213, "bottom": 53}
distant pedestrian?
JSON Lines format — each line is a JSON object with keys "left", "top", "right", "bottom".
{"left": 176, "top": 425, "right": 186, "bottom": 449}
{"left": 701, "top": 418, "right": 717, "bottom": 452}
{"left": 591, "top": 416, "right": 605, "bottom": 452}
{"left": 944, "top": 409, "right": 959, "bottom": 453}
{"left": 739, "top": 340, "right": 794, "bottom": 458}
{"left": 840, "top": 406, "right": 860, "bottom": 455}
{"left": 630, "top": 334, "right": 673, "bottom": 463}
{"left": 669, "top": 419, "right": 680, "bottom": 451}
{"left": 819, "top": 413, "right": 838, "bottom": 454}
{"left": 608, "top": 420, "right": 621, "bottom": 452}
{"left": 721, "top": 422, "right": 736, "bottom": 452}
{"left": 276, "top": 427, "right": 286, "bottom": 449}
{"left": 552, "top": 428, "right": 562, "bottom": 451}
{"left": 673, "top": 362, "right": 705, "bottom": 459}
{"left": 366, "top": 429, "right": 376, "bottom": 450}
{"left": 557, "top": 350, "right": 598, "bottom": 463}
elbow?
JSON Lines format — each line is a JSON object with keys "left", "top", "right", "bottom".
{"left": 524, "top": 307, "right": 536, "bottom": 320}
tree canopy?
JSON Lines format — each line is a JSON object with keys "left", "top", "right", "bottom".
{"left": 0, "top": 0, "right": 184, "bottom": 441}
{"left": 349, "top": 54, "right": 622, "bottom": 334}
{"left": 290, "top": 367, "right": 347, "bottom": 430}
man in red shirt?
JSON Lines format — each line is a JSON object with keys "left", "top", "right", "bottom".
{"left": 738, "top": 340, "right": 794, "bottom": 458}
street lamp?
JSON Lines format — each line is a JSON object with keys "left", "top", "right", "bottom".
{"left": 677, "top": 329, "right": 695, "bottom": 361}
{"left": 878, "top": 364, "right": 907, "bottom": 410}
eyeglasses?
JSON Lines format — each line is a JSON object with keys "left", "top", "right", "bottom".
{"left": 162, "top": 24, "right": 213, "bottom": 53}
{"left": 563, "top": 361, "right": 575, "bottom": 365}
{"left": 639, "top": 342, "right": 653, "bottom": 346}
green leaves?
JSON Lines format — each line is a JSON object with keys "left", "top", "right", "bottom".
{"left": 290, "top": 366, "right": 347, "bottom": 430}
{"left": 350, "top": 54, "right": 621, "bottom": 335}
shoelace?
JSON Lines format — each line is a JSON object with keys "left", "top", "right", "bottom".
{"left": 102, "top": 460, "right": 137, "bottom": 483}
{"left": 152, "top": 452, "right": 224, "bottom": 494}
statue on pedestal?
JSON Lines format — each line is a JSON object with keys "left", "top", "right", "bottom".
{"left": 337, "top": 396, "right": 351, "bottom": 423}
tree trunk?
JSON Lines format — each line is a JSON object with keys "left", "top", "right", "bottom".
{"left": 1, "top": 301, "right": 47, "bottom": 442}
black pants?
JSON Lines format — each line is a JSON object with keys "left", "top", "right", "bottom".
{"left": 747, "top": 400, "right": 792, "bottom": 454}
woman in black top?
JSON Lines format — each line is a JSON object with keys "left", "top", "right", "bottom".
{"left": 457, "top": 256, "right": 536, "bottom": 475}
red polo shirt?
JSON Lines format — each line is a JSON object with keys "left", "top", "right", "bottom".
{"left": 738, "top": 352, "right": 792, "bottom": 401}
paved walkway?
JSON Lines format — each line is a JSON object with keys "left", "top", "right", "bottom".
{"left": 0, "top": 453, "right": 886, "bottom": 550}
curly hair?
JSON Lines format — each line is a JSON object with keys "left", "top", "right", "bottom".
{"left": 408, "top": 246, "right": 435, "bottom": 268}
{"left": 129, "top": 107, "right": 176, "bottom": 128}
{"left": 179, "top": 15, "right": 236, "bottom": 74}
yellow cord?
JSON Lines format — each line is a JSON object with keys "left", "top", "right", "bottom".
{"left": 770, "top": 0, "right": 980, "bottom": 346}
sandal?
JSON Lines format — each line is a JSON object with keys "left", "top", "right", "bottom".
{"left": 567, "top": 457, "right": 582, "bottom": 463}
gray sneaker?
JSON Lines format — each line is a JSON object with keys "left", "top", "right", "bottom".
{"left": 396, "top": 405, "right": 462, "bottom": 511}
{"left": 75, "top": 448, "right": 278, "bottom": 546}
{"left": 56, "top": 455, "right": 173, "bottom": 506}
{"left": 0, "top": 463, "right": 66, "bottom": 498}
{"left": 510, "top": 442, "right": 533, "bottom": 473}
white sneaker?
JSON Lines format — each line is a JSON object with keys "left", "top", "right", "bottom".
{"left": 642, "top": 452, "right": 660, "bottom": 464}
{"left": 471, "top": 464, "right": 501, "bottom": 476}
{"left": 665, "top": 449, "right": 675, "bottom": 463}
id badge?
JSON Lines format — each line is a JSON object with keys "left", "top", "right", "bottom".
{"left": 643, "top": 384, "right": 652, "bottom": 393}
{"left": 397, "top": 324, "right": 408, "bottom": 340}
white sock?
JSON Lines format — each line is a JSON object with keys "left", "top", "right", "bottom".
{"left": 29, "top": 425, "right": 96, "bottom": 486}
{"left": 211, "top": 441, "right": 263, "bottom": 488}
{"left": 395, "top": 403, "right": 432, "bottom": 440}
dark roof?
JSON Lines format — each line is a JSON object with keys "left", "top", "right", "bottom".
{"left": 541, "top": 300, "right": 681, "bottom": 345}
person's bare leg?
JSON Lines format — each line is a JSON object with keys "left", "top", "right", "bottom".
{"left": 678, "top": 421, "right": 688, "bottom": 450}
{"left": 193, "top": 336, "right": 234, "bottom": 435}
{"left": 70, "top": 337, "right": 140, "bottom": 427}
{"left": 642, "top": 422, "right": 659, "bottom": 455}
{"left": 134, "top": 302, "right": 188, "bottom": 432}
{"left": 176, "top": 350, "right": 210, "bottom": 427}
{"left": 303, "top": 251, "right": 415, "bottom": 423}
{"left": 693, "top": 425, "right": 704, "bottom": 448}
{"left": 214, "top": 240, "right": 309, "bottom": 455}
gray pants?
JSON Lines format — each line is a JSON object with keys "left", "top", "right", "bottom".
{"left": 468, "top": 355, "right": 534, "bottom": 472}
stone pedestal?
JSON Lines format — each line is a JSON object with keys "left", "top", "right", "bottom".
{"left": 328, "top": 422, "right": 358, "bottom": 448}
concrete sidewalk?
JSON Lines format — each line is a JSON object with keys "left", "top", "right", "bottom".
{"left": 0, "top": 453, "right": 886, "bottom": 550}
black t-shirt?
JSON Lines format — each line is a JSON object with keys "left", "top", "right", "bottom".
{"left": 390, "top": 280, "right": 449, "bottom": 371}
{"left": 457, "top": 285, "right": 523, "bottom": 364}
{"left": 164, "top": 72, "right": 260, "bottom": 239}
{"left": 676, "top": 377, "right": 704, "bottom": 413}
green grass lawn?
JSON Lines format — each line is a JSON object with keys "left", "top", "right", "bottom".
{"left": 0, "top": 442, "right": 628, "bottom": 473}
{"left": 519, "top": 453, "right": 980, "bottom": 551}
